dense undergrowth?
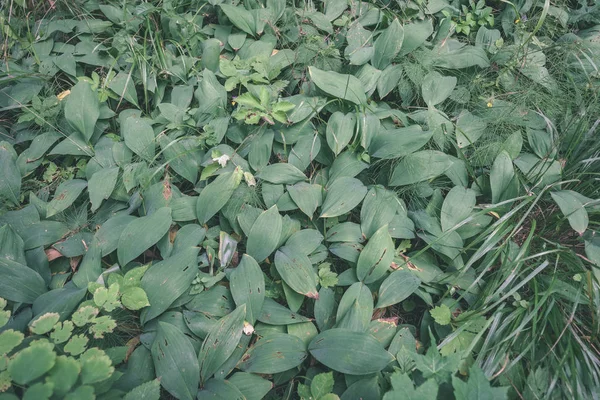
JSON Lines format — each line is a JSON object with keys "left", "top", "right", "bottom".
{"left": 0, "top": 0, "right": 599, "bottom": 398}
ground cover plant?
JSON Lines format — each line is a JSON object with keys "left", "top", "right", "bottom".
{"left": 0, "top": 0, "right": 599, "bottom": 398}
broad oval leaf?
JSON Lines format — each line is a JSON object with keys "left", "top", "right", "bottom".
{"left": 275, "top": 246, "right": 319, "bottom": 298}
{"left": 196, "top": 168, "right": 243, "bottom": 224}
{"left": 287, "top": 183, "right": 323, "bottom": 219}
{"left": 122, "top": 116, "right": 155, "bottom": 162}
{"left": 46, "top": 179, "right": 88, "bottom": 218}
{"left": 372, "top": 19, "right": 404, "bottom": 69}
{"left": 360, "top": 186, "right": 399, "bottom": 239}
{"left": 308, "top": 328, "right": 394, "bottom": 374}
{"left": 238, "top": 333, "right": 307, "bottom": 373}
{"left": 88, "top": 167, "right": 119, "bottom": 212}
{"left": 389, "top": 150, "right": 453, "bottom": 186}
{"left": 0, "top": 259, "right": 47, "bottom": 303}
{"left": 421, "top": 71, "right": 457, "bottom": 107}
{"left": 246, "top": 205, "right": 282, "bottom": 262}
{"left": 309, "top": 66, "right": 366, "bottom": 105}
{"left": 258, "top": 297, "right": 311, "bottom": 325}
{"left": 440, "top": 186, "right": 476, "bottom": 232}
{"left": 326, "top": 112, "right": 356, "bottom": 155}
{"left": 376, "top": 269, "right": 421, "bottom": 309}
{"left": 151, "top": 322, "right": 199, "bottom": 400}
{"left": 356, "top": 224, "right": 394, "bottom": 283}
{"left": 551, "top": 191, "right": 589, "bottom": 234}
{"left": 320, "top": 177, "right": 367, "bottom": 218}
{"left": 256, "top": 163, "right": 306, "bottom": 184}
{"left": 335, "top": 282, "right": 373, "bottom": 332}
{"left": 456, "top": 110, "right": 487, "bottom": 148}
{"left": 490, "top": 151, "right": 515, "bottom": 204}
{"left": 369, "top": 126, "right": 432, "bottom": 160}
{"left": 65, "top": 81, "right": 99, "bottom": 141}
{"left": 141, "top": 247, "right": 200, "bottom": 323}
{"left": 198, "top": 305, "right": 246, "bottom": 383}
{"left": 117, "top": 207, "right": 172, "bottom": 266}
{"left": 230, "top": 255, "right": 265, "bottom": 324}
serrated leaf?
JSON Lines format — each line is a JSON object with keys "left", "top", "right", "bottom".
{"left": 0, "top": 329, "right": 24, "bottom": 355}
{"left": 121, "top": 287, "right": 150, "bottom": 310}
{"left": 29, "top": 313, "right": 59, "bottom": 335}
{"left": 453, "top": 365, "right": 509, "bottom": 400}
{"left": 8, "top": 341, "right": 56, "bottom": 385}
{"left": 430, "top": 304, "right": 451, "bottom": 325}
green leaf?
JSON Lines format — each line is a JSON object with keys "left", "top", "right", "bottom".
{"left": 383, "top": 373, "right": 439, "bottom": 400}
{"left": 198, "top": 305, "right": 246, "bottom": 383}
{"left": 79, "top": 348, "right": 114, "bottom": 384}
{"left": 45, "top": 355, "right": 80, "bottom": 397}
{"left": 287, "top": 183, "right": 322, "bottom": 219}
{"left": 72, "top": 238, "right": 102, "bottom": 288}
{"left": 550, "top": 191, "right": 589, "bottom": 234}
{"left": 108, "top": 71, "right": 139, "bottom": 107}
{"left": 95, "top": 215, "right": 137, "bottom": 256}
{"left": 8, "top": 341, "right": 56, "bottom": 385}
{"left": 421, "top": 72, "right": 457, "bottom": 107}
{"left": 376, "top": 269, "right": 421, "bottom": 309}
{"left": 399, "top": 19, "right": 434, "bottom": 56}
{"left": 46, "top": 179, "right": 87, "bottom": 217}
{"left": 453, "top": 365, "right": 509, "bottom": 400}
{"left": 311, "top": 372, "right": 335, "bottom": 398}
{"left": 275, "top": 246, "right": 319, "bottom": 298}
{"left": 440, "top": 186, "right": 476, "bottom": 232}
{"left": 370, "top": 125, "right": 432, "bottom": 160}
{"left": 256, "top": 163, "right": 306, "bottom": 184}
{"left": 121, "top": 287, "right": 150, "bottom": 310}
{"left": 230, "top": 255, "right": 265, "bottom": 324}
{"left": 361, "top": 186, "right": 399, "bottom": 239}
{"left": 513, "top": 153, "right": 561, "bottom": 186}
{"left": 197, "top": 378, "right": 246, "bottom": 399}
{"left": 23, "top": 382, "right": 53, "bottom": 400}
{"left": 372, "top": 19, "right": 404, "bottom": 69}
{"left": 389, "top": 150, "right": 453, "bottom": 186}
{"left": 456, "top": 111, "right": 487, "bottom": 148}
{"left": 246, "top": 205, "right": 282, "bottom": 262}
{"left": 0, "top": 259, "right": 47, "bottom": 303}
{"left": 64, "top": 81, "right": 99, "bottom": 141}
{"left": 430, "top": 304, "right": 452, "bottom": 325}
{"left": 490, "top": 151, "right": 515, "bottom": 204}
{"left": 309, "top": 66, "right": 367, "bottom": 105}
{"left": 220, "top": 4, "right": 255, "bottom": 35}
{"left": 122, "top": 116, "right": 155, "bottom": 162}
{"left": 29, "top": 312, "right": 59, "bottom": 335}
{"left": 117, "top": 207, "right": 172, "bottom": 266}
{"left": 88, "top": 167, "right": 119, "bottom": 212}
{"left": 228, "top": 372, "right": 273, "bottom": 400}
{"left": 320, "top": 177, "right": 367, "bottom": 218}
{"left": 141, "top": 247, "right": 200, "bottom": 322}
{"left": 152, "top": 322, "right": 200, "bottom": 400}
{"left": 258, "top": 297, "right": 311, "bottom": 325}
{"left": 124, "top": 379, "right": 161, "bottom": 400}
{"left": 64, "top": 334, "right": 88, "bottom": 355}
{"left": 93, "top": 283, "right": 121, "bottom": 312}
{"left": 326, "top": 112, "right": 357, "bottom": 155}
{"left": 0, "top": 329, "right": 24, "bottom": 355}
{"left": 0, "top": 142, "right": 21, "bottom": 206}
{"left": 308, "top": 328, "right": 394, "bottom": 374}
{"left": 356, "top": 225, "right": 394, "bottom": 284}
{"left": 197, "top": 168, "right": 243, "bottom": 224}
{"left": 336, "top": 282, "right": 373, "bottom": 332}
{"left": 238, "top": 333, "right": 307, "bottom": 373}
{"left": 413, "top": 344, "right": 460, "bottom": 382}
